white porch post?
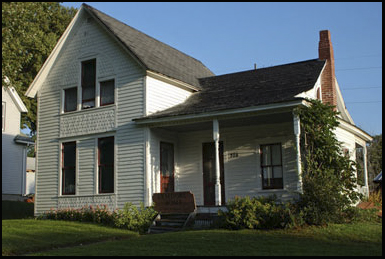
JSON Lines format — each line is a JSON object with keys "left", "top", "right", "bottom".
{"left": 213, "top": 119, "right": 221, "bottom": 206}
{"left": 293, "top": 113, "right": 303, "bottom": 193}
{"left": 363, "top": 145, "right": 369, "bottom": 197}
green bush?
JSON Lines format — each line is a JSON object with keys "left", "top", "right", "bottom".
{"left": 38, "top": 203, "right": 158, "bottom": 234}
{"left": 218, "top": 196, "right": 296, "bottom": 230}
{"left": 114, "top": 203, "right": 158, "bottom": 234}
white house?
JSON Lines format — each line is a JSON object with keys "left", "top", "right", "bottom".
{"left": 2, "top": 85, "right": 35, "bottom": 201}
{"left": 26, "top": 4, "right": 372, "bottom": 216}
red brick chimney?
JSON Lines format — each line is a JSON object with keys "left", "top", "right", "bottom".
{"left": 318, "top": 30, "right": 337, "bottom": 108}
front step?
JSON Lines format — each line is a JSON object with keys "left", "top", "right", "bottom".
{"left": 148, "top": 213, "right": 193, "bottom": 234}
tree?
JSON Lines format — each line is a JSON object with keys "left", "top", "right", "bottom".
{"left": 294, "top": 99, "right": 361, "bottom": 225}
{"left": 367, "top": 134, "right": 382, "bottom": 191}
{"left": 2, "top": 2, "right": 77, "bottom": 136}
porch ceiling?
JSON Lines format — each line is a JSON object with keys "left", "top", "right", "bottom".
{"left": 157, "top": 111, "right": 293, "bottom": 132}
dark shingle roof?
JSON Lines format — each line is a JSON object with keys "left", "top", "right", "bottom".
{"left": 137, "top": 59, "right": 326, "bottom": 120}
{"left": 83, "top": 4, "right": 214, "bottom": 88}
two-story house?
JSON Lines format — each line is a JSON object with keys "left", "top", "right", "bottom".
{"left": 26, "top": 4, "right": 372, "bottom": 215}
{"left": 2, "top": 85, "right": 35, "bottom": 201}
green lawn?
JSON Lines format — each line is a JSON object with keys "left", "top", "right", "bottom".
{"left": 2, "top": 220, "right": 382, "bottom": 256}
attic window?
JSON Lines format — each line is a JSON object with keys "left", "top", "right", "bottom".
{"left": 100, "top": 79, "right": 115, "bottom": 106}
{"left": 316, "top": 88, "right": 321, "bottom": 100}
{"left": 81, "top": 59, "right": 96, "bottom": 109}
{"left": 64, "top": 87, "right": 77, "bottom": 112}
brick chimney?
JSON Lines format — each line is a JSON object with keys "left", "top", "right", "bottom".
{"left": 318, "top": 30, "right": 337, "bottom": 108}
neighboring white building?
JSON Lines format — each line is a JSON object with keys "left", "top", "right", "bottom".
{"left": 2, "top": 85, "right": 35, "bottom": 201}
{"left": 26, "top": 4, "right": 372, "bottom": 215}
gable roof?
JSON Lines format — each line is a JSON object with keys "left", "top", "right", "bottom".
{"left": 83, "top": 4, "right": 214, "bottom": 88}
{"left": 135, "top": 59, "right": 326, "bottom": 122}
{"left": 26, "top": 4, "right": 214, "bottom": 97}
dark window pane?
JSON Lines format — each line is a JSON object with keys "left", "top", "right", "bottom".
{"left": 64, "top": 87, "right": 77, "bottom": 112}
{"left": 100, "top": 80, "right": 115, "bottom": 106}
{"left": 82, "top": 59, "right": 96, "bottom": 108}
{"left": 62, "top": 142, "right": 76, "bottom": 195}
{"left": 99, "top": 166, "right": 114, "bottom": 193}
{"left": 63, "top": 168, "right": 76, "bottom": 195}
{"left": 98, "top": 137, "right": 114, "bottom": 193}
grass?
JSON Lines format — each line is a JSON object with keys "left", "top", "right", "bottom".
{"left": 2, "top": 219, "right": 138, "bottom": 256}
{"left": 2, "top": 219, "right": 382, "bottom": 256}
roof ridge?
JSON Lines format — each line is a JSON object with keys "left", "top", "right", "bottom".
{"left": 200, "top": 58, "right": 322, "bottom": 81}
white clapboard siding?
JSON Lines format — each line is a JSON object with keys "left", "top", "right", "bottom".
{"left": 174, "top": 122, "right": 299, "bottom": 205}
{"left": 146, "top": 76, "right": 193, "bottom": 115}
{"left": 35, "top": 12, "right": 147, "bottom": 214}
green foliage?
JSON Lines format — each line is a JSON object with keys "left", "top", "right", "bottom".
{"left": 38, "top": 203, "right": 158, "bottom": 234}
{"left": 2, "top": 2, "right": 77, "bottom": 135}
{"left": 367, "top": 134, "right": 382, "bottom": 190}
{"left": 114, "top": 203, "right": 158, "bottom": 234}
{"left": 218, "top": 196, "right": 296, "bottom": 230}
{"left": 294, "top": 99, "right": 362, "bottom": 225}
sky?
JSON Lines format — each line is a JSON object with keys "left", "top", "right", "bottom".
{"left": 61, "top": 2, "right": 382, "bottom": 136}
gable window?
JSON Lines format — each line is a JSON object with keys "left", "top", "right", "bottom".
{"left": 64, "top": 87, "right": 77, "bottom": 112}
{"left": 98, "top": 136, "right": 114, "bottom": 193}
{"left": 100, "top": 79, "right": 115, "bottom": 106}
{"left": 2, "top": 102, "right": 5, "bottom": 131}
{"left": 62, "top": 142, "right": 76, "bottom": 195}
{"left": 81, "top": 59, "right": 96, "bottom": 109}
{"left": 261, "top": 143, "right": 283, "bottom": 189}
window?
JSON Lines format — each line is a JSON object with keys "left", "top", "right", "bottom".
{"left": 62, "top": 142, "right": 76, "bottom": 195}
{"left": 261, "top": 143, "right": 283, "bottom": 189}
{"left": 81, "top": 59, "right": 96, "bottom": 109}
{"left": 98, "top": 136, "right": 114, "bottom": 193}
{"left": 64, "top": 87, "right": 77, "bottom": 112}
{"left": 100, "top": 79, "right": 115, "bottom": 106}
{"left": 2, "top": 102, "right": 5, "bottom": 131}
{"left": 355, "top": 143, "right": 365, "bottom": 186}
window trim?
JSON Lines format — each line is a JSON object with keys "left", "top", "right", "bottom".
{"left": 260, "top": 143, "right": 283, "bottom": 190}
{"left": 98, "top": 136, "right": 115, "bottom": 194}
{"left": 61, "top": 141, "right": 77, "bottom": 195}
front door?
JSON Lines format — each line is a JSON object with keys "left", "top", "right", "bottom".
{"left": 160, "top": 142, "right": 174, "bottom": 193}
{"left": 202, "top": 142, "right": 225, "bottom": 206}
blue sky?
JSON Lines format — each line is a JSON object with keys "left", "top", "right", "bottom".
{"left": 62, "top": 2, "right": 382, "bottom": 136}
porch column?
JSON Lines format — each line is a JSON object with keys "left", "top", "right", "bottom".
{"left": 293, "top": 113, "right": 303, "bottom": 193}
{"left": 213, "top": 119, "right": 222, "bottom": 206}
{"left": 363, "top": 145, "right": 369, "bottom": 197}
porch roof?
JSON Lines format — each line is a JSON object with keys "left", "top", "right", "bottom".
{"left": 134, "top": 59, "right": 325, "bottom": 124}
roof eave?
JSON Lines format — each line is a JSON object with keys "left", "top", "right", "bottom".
{"left": 133, "top": 99, "right": 306, "bottom": 126}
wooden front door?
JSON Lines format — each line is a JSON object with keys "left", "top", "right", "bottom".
{"left": 160, "top": 142, "right": 174, "bottom": 193}
{"left": 202, "top": 142, "right": 225, "bottom": 206}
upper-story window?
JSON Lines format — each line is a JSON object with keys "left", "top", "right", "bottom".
{"left": 100, "top": 79, "right": 115, "bottom": 106}
{"left": 64, "top": 87, "right": 77, "bottom": 112}
{"left": 81, "top": 59, "right": 96, "bottom": 109}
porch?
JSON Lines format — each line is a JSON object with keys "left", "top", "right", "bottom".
{"left": 138, "top": 104, "right": 304, "bottom": 208}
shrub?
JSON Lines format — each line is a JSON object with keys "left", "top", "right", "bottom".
{"left": 295, "top": 99, "right": 362, "bottom": 225}
{"left": 38, "top": 203, "right": 158, "bottom": 234}
{"left": 114, "top": 202, "right": 158, "bottom": 234}
{"left": 218, "top": 196, "right": 296, "bottom": 230}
